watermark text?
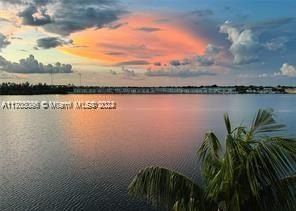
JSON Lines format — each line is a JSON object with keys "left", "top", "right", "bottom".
{"left": 0, "top": 101, "right": 117, "bottom": 110}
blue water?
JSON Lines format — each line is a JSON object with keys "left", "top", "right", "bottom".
{"left": 0, "top": 94, "right": 295, "bottom": 210}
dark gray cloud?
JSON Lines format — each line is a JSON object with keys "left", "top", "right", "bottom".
{"left": 181, "top": 58, "right": 191, "bottom": 65}
{"left": 0, "top": 54, "right": 73, "bottom": 73}
{"left": 0, "top": 33, "right": 10, "bottom": 49}
{"left": 115, "top": 60, "right": 150, "bottom": 66}
{"left": 3, "top": 0, "right": 127, "bottom": 35}
{"left": 37, "top": 37, "right": 73, "bottom": 49}
{"left": 168, "top": 58, "right": 191, "bottom": 66}
{"left": 18, "top": 5, "right": 52, "bottom": 26}
{"left": 170, "top": 60, "right": 181, "bottom": 66}
{"left": 135, "top": 27, "right": 162, "bottom": 33}
{"left": 145, "top": 69, "right": 216, "bottom": 78}
{"left": 43, "top": 0, "right": 127, "bottom": 35}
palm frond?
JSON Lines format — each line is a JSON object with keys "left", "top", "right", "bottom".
{"left": 250, "top": 109, "right": 285, "bottom": 134}
{"left": 198, "top": 132, "right": 222, "bottom": 162}
{"left": 204, "top": 134, "right": 240, "bottom": 206}
{"left": 128, "top": 166, "right": 207, "bottom": 210}
{"left": 224, "top": 113, "right": 232, "bottom": 134}
{"left": 246, "top": 137, "right": 296, "bottom": 209}
{"left": 197, "top": 132, "right": 222, "bottom": 179}
{"left": 260, "top": 174, "right": 296, "bottom": 211}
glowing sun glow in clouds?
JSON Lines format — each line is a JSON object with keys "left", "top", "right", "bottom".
{"left": 60, "top": 13, "right": 208, "bottom": 66}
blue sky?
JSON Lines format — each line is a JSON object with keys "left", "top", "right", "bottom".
{"left": 0, "top": 0, "right": 295, "bottom": 86}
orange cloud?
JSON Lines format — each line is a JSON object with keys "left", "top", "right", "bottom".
{"left": 59, "top": 13, "right": 208, "bottom": 66}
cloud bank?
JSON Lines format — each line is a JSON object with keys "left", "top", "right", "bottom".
{"left": 0, "top": 55, "right": 73, "bottom": 74}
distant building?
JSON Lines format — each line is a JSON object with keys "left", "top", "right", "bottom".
{"left": 71, "top": 87, "right": 239, "bottom": 94}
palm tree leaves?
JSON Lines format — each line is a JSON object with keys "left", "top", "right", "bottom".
{"left": 128, "top": 167, "right": 208, "bottom": 210}
{"left": 198, "top": 132, "right": 222, "bottom": 163}
{"left": 128, "top": 109, "right": 296, "bottom": 211}
{"left": 197, "top": 132, "right": 222, "bottom": 182}
{"left": 246, "top": 137, "right": 296, "bottom": 210}
{"left": 200, "top": 109, "right": 296, "bottom": 210}
{"left": 224, "top": 113, "right": 232, "bottom": 134}
{"left": 259, "top": 173, "right": 296, "bottom": 211}
{"left": 250, "top": 108, "right": 285, "bottom": 135}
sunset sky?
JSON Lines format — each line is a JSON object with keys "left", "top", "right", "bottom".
{"left": 0, "top": 0, "right": 295, "bottom": 86}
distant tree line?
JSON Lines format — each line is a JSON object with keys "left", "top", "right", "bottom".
{"left": 0, "top": 83, "right": 292, "bottom": 95}
{"left": 234, "top": 85, "right": 286, "bottom": 94}
{"left": 0, "top": 82, "right": 73, "bottom": 95}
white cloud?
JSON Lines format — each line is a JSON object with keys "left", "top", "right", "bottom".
{"left": 275, "top": 63, "right": 296, "bottom": 77}
{"left": 264, "top": 37, "right": 289, "bottom": 51}
{"left": 258, "top": 73, "right": 268, "bottom": 78}
{"left": 220, "top": 21, "right": 259, "bottom": 65}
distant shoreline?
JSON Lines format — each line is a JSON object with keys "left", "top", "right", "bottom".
{"left": 0, "top": 83, "right": 295, "bottom": 95}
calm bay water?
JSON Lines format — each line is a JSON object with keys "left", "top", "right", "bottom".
{"left": 1, "top": 94, "right": 295, "bottom": 210}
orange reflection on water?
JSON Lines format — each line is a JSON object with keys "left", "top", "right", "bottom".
{"left": 61, "top": 95, "right": 206, "bottom": 169}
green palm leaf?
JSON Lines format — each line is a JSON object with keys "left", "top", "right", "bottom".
{"left": 259, "top": 174, "right": 296, "bottom": 211}
{"left": 246, "top": 137, "right": 296, "bottom": 210}
{"left": 128, "top": 166, "right": 209, "bottom": 210}
{"left": 250, "top": 108, "right": 285, "bottom": 134}
{"left": 224, "top": 113, "right": 232, "bottom": 134}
